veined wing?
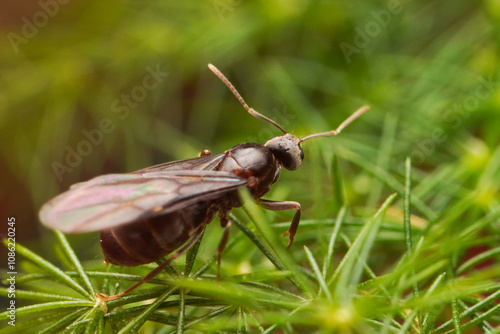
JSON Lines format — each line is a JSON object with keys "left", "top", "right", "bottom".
{"left": 40, "top": 170, "right": 246, "bottom": 234}
{"left": 136, "top": 153, "right": 225, "bottom": 173}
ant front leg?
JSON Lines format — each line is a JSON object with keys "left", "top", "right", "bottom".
{"left": 258, "top": 199, "right": 301, "bottom": 248}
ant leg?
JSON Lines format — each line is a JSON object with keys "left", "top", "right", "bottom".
{"left": 258, "top": 199, "right": 301, "bottom": 248}
{"left": 98, "top": 224, "right": 206, "bottom": 300}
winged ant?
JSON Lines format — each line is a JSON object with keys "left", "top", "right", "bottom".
{"left": 40, "top": 64, "right": 369, "bottom": 299}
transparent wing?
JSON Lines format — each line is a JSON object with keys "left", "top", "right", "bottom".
{"left": 40, "top": 170, "right": 246, "bottom": 233}
{"left": 135, "top": 153, "right": 225, "bottom": 172}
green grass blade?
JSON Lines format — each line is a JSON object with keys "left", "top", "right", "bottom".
{"left": 237, "top": 307, "right": 245, "bottom": 334}
{"left": 420, "top": 272, "right": 446, "bottom": 332}
{"left": 246, "top": 309, "right": 265, "bottom": 333}
{"left": 176, "top": 288, "right": 186, "bottom": 334}
{"left": 404, "top": 158, "right": 414, "bottom": 253}
{"left": 262, "top": 304, "right": 307, "bottom": 334}
{"left": 442, "top": 303, "right": 500, "bottom": 334}
{"left": 117, "top": 287, "right": 177, "bottom": 334}
{"left": 231, "top": 189, "right": 313, "bottom": 295}
{"left": 84, "top": 305, "right": 105, "bottom": 334}
{"left": 239, "top": 188, "right": 315, "bottom": 297}
{"left": 0, "top": 288, "right": 87, "bottom": 302}
{"left": 174, "top": 305, "right": 233, "bottom": 333}
{"left": 432, "top": 287, "right": 500, "bottom": 333}
{"left": 397, "top": 310, "right": 419, "bottom": 334}
{"left": 0, "top": 300, "right": 93, "bottom": 321}
{"left": 38, "top": 309, "right": 87, "bottom": 334}
{"left": 304, "top": 245, "right": 332, "bottom": 302}
{"left": 184, "top": 228, "right": 205, "bottom": 276}
{"left": 457, "top": 247, "right": 500, "bottom": 274}
{"left": 328, "top": 193, "right": 397, "bottom": 302}
{"left": 181, "top": 279, "right": 302, "bottom": 309}
{"left": 230, "top": 215, "right": 291, "bottom": 278}
{"left": 404, "top": 157, "right": 421, "bottom": 326}
{"left": 451, "top": 298, "right": 462, "bottom": 334}
{"left": 55, "top": 230, "right": 95, "bottom": 297}
{"left": 322, "top": 206, "right": 346, "bottom": 279}
{"left": 2, "top": 239, "right": 91, "bottom": 299}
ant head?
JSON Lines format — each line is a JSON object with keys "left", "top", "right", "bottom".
{"left": 265, "top": 134, "right": 303, "bottom": 171}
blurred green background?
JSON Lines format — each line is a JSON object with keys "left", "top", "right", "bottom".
{"left": 1, "top": 0, "right": 499, "bottom": 268}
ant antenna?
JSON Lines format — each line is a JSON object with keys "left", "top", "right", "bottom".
{"left": 208, "top": 64, "right": 287, "bottom": 134}
{"left": 299, "top": 105, "right": 369, "bottom": 143}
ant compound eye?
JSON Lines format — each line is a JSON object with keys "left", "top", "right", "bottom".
{"left": 299, "top": 149, "right": 304, "bottom": 161}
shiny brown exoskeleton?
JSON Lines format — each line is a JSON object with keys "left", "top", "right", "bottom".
{"left": 39, "top": 64, "right": 369, "bottom": 299}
